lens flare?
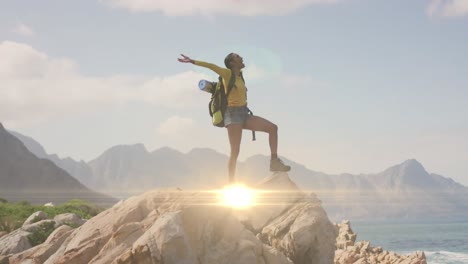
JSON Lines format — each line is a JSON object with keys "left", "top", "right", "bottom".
{"left": 221, "top": 184, "right": 256, "bottom": 208}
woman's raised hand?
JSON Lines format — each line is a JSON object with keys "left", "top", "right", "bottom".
{"left": 177, "top": 54, "right": 194, "bottom": 63}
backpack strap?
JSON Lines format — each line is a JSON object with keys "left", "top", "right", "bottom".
{"left": 225, "top": 70, "right": 236, "bottom": 97}
{"left": 247, "top": 108, "right": 256, "bottom": 141}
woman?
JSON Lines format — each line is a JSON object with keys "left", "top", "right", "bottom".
{"left": 178, "top": 53, "right": 290, "bottom": 183}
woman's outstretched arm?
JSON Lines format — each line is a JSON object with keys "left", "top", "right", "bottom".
{"left": 178, "top": 54, "right": 231, "bottom": 80}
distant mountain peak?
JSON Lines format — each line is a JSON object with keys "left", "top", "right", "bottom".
{"left": 398, "top": 159, "right": 427, "bottom": 175}
{"left": 106, "top": 143, "right": 148, "bottom": 153}
{"left": 402, "top": 158, "right": 422, "bottom": 166}
{"left": 151, "top": 146, "right": 182, "bottom": 155}
{"left": 377, "top": 159, "right": 436, "bottom": 189}
{"left": 8, "top": 130, "right": 49, "bottom": 159}
{"left": 187, "top": 147, "right": 222, "bottom": 155}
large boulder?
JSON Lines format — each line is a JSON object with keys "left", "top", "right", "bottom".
{"left": 0, "top": 229, "right": 32, "bottom": 255}
{"left": 53, "top": 213, "right": 86, "bottom": 228}
{"left": 9, "top": 225, "right": 73, "bottom": 264}
{"left": 22, "top": 220, "right": 56, "bottom": 233}
{"left": 250, "top": 173, "right": 337, "bottom": 264}
{"left": 22, "top": 212, "right": 48, "bottom": 227}
{"left": 8, "top": 173, "right": 337, "bottom": 264}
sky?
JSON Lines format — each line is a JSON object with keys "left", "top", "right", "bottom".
{"left": 1, "top": 0, "right": 467, "bottom": 185}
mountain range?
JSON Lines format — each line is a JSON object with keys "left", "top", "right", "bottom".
{"left": 4, "top": 123, "right": 468, "bottom": 221}
{"left": 0, "top": 123, "right": 116, "bottom": 206}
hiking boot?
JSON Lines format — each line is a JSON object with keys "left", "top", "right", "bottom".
{"left": 270, "top": 158, "right": 291, "bottom": 172}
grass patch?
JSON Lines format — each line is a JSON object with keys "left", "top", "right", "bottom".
{"left": 0, "top": 198, "right": 103, "bottom": 233}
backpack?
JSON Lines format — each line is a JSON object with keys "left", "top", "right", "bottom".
{"left": 208, "top": 70, "right": 256, "bottom": 140}
{"left": 208, "top": 70, "right": 236, "bottom": 127}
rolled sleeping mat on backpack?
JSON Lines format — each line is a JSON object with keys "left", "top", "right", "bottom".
{"left": 199, "top": 80, "right": 215, "bottom": 93}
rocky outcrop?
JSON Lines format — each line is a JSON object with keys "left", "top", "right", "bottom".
{"left": 9, "top": 225, "right": 74, "bottom": 264}
{"left": 0, "top": 230, "right": 32, "bottom": 255}
{"left": 22, "top": 211, "right": 48, "bottom": 227}
{"left": 0, "top": 212, "right": 86, "bottom": 256}
{"left": 53, "top": 213, "right": 86, "bottom": 228}
{"left": 1, "top": 173, "right": 431, "bottom": 264}
{"left": 241, "top": 173, "right": 337, "bottom": 264}
{"left": 334, "top": 220, "right": 427, "bottom": 264}
{"left": 4, "top": 172, "right": 337, "bottom": 264}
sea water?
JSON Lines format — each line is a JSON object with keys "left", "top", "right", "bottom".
{"left": 352, "top": 221, "right": 468, "bottom": 264}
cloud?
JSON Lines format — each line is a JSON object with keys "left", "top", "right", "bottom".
{"left": 0, "top": 41, "right": 209, "bottom": 127}
{"left": 243, "top": 64, "right": 324, "bottom": 90}
{"left": 13, "top": 23, "right": 35, "bottom": 37}
{"left": 100, "top": 0, "right": 340, "bottom": 16}
{"left": 157, "top": 115, "right": 196, "bottom": 136}
{"left": 427, "top": 0, "right": 468, "bottom": 17}
{"left": 0, "top": 41, "right": 317, "bottom": 128}
{"left": 139, "top": 71, "right": 210, "bottom": 108}
{"left": 243, "top": 64, "right": 268, "bottom": 80}
{"left": 278, "top": 73, "right": 317, "bottom": 89}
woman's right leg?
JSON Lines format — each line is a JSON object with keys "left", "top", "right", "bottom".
{"left": 227, "top": 124, "right": 243, "bottom": 183}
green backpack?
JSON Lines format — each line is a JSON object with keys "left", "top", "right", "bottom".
{"left": 208, "top": 70, "right": 256, "bottom": 140}
{"left": 208, "top": 70, "right": 236, "bottom": 127}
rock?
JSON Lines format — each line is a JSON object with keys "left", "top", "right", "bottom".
{"left": 371, "top": 246, "right": 382, "bottom": 254}
{"left": 111, "top": 206, "right": 289, "bottom": 264}
{"left": 237, "top": 172, "right": 307, "bottom": 231}
{"left": 22, "top": 211, "right": 48, "bottom": 227}
{"left": 53, "top": 213, "right": 86, "bottom": 228}
{"left": 335, "top": 220, "right": 356, "bottom": 250}
{"left": 21, "top": 220, "right": 56, "bottom": 233}
{"left": 44, "top": 203, "right": 55, "bottom": 207}
{"left": 11, "top": 173, "right": 337, "bottom": 264}
{"left": 87, "top": 222, "right": 145, "bottom": 264}
{"left": 0, "top": 229, "right": 32, "bottom": 255}
{"left": 9, "top": 225, "right": 74, "bottom": 264}
{"left": 262, "top": 244, "right": 293, "bottom": 264}
{"left": 334, "top": 221, "right": 427, "bottom": 264}
{"left": 358, "top": 241, "right": 370, "bottom": 253}
{"left": 253, "top": 172, "right": 337, "bottom": 264}
{"left": 39, "top": 187, "right": 289, "bottom": 264}
{"left": 0, "top": 232, "right": 7, "bottom": 239}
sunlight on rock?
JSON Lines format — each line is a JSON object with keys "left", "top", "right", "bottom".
{"left": 220, "top": 184, "right": 256, "bottom": 209}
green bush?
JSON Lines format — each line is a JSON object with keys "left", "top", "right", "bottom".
{"left": 27, "top": 221, "right": 56, "bottom": 246}
{"left": 17, "top": 200, "right": 31, "bottom": 207}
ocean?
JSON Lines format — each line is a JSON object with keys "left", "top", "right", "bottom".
{"left": 351, "top": 221, "right": 468, "bottom": 264}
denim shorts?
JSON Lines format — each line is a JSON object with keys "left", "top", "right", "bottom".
{"left": 224, "top": 105, "right": 250, "bottom": 127}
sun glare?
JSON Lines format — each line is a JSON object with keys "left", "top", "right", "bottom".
{"left": 221, "top": 184, "right": 256, "bottom": 208}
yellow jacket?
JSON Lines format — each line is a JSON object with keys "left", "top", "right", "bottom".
{"left": 194, "top": 60, "right": 247, "bottom": 107}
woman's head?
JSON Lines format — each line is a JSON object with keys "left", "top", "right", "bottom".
{"left": 224, "top": 53, "right": 245, "bottom": 70}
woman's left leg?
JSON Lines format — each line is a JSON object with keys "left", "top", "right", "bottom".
{"left": 243, "top": 115, "right": 278, "bottom": 155}
{"left": 243, "top": 115, "right": 290, "bottom": 172}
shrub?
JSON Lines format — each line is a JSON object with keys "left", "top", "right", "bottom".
{"left": 27, "top": 221, "right": 56, "bottom": 246}
{"left": 17, "top": 200, "right": 31, "bottom": 207}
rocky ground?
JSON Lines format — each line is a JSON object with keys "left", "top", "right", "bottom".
{"left": 0, "top": 172, "right": 426, "bottom": 264}
{"left": 335, "top": 220, "right": 426, "bottom": 264}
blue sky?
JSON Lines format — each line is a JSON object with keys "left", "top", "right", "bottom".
{"left": 1, "top": 0, "right": 467, "bottom": 184}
